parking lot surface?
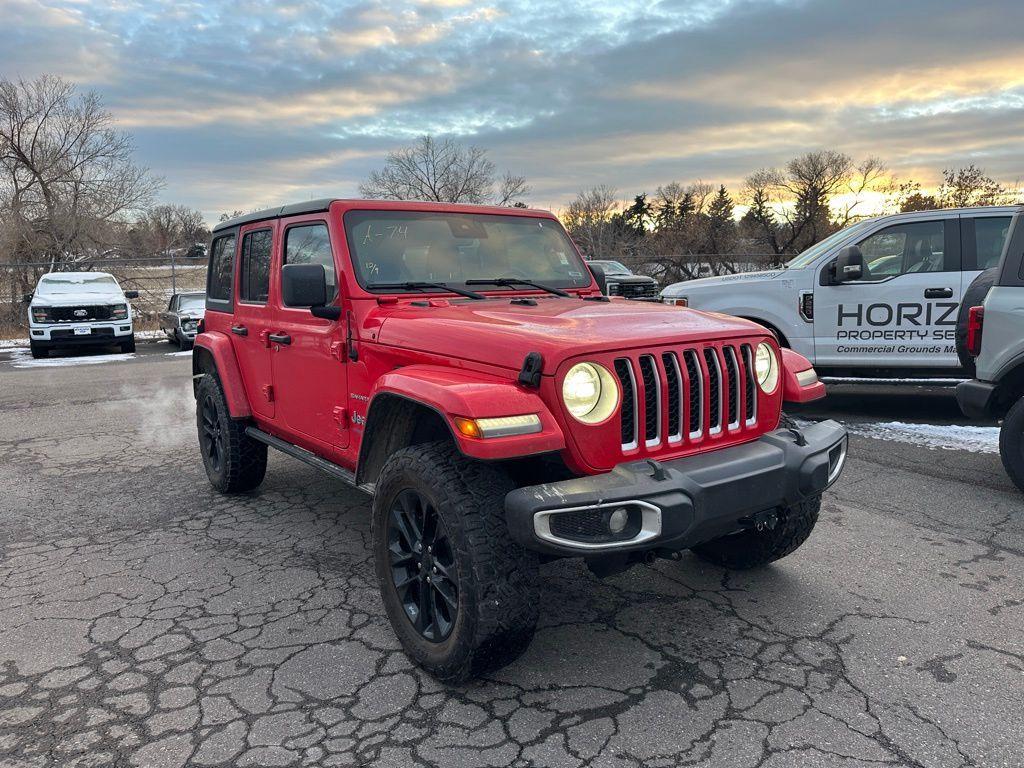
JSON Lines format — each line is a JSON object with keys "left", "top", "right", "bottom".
{"left": 0, "top": 344, "right": 1021, "bottom": 767}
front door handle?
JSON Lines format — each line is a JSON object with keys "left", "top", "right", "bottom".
{"left": 924, "top": 288, "right": 953, "bottom": 299}
{"left": 231, "top": 325, "right": 248, "bottom": 336}
{"left": 267, "top": 332, "right": 291, "bottom": 345}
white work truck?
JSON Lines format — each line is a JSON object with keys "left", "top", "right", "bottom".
{"left": 660, "top": 207, "right": 1016, "bottom": 376}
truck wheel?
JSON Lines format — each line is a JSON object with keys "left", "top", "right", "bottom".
{"left": 29, "top": 342, "right": 48, "bottom": 359}
{"left": 372, "top": 442, "right": 540, "bottom": 682}
{"left": 120, "top": 336, "right": 136, "bottom": 353}
{"left": 999, "top": 396, "right": 1024, "bottom": 493}
{"left": 691, "top": 496, "right": 821, "bottom": 569}
{"left": 196, "top": 374, "right": 267, "bottom": 493}
{"left": 956, "top": 267, "right": 998, "bottom": 376}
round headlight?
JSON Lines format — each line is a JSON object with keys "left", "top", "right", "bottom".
{"left": 562, "top": 362, "right": 619, "bottom": 424}
{"left": 755, "top": 342, "right": 779, "bottom": 393}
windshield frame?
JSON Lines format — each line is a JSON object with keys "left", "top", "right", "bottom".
{"left": 342, "top": 209, "right": 595, "bottom": 296}
{"left": 784, "top": 220, "right": 874, "bottom": 269}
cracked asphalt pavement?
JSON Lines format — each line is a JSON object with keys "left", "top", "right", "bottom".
{"left": 0, "top": 343, "right": 1021, "bottom": 767}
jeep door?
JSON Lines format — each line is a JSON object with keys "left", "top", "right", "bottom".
{"left": 268, "top": 218, "right": 349, "bottom": 450}
{"left": 230, "top": 223, "right": 277, "bottom": 419}
{"left": 813, "top": 216, "right": 962, "bottom": 368}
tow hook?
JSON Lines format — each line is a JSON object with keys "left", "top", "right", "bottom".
{"left": 741, "top": 509, "right": 779, "bottom": 532}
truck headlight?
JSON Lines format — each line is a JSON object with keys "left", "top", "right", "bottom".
{"left": 755, "top": 343, "right": 779, "bottom": 393}
{"left": 31, "top": 306, "right": 49, "bottom": 323}
{"left": 111, "top": 304, "right": 129, "bottom": 320}
{"left": 562, "top": 362, "right": 619, "bottom": 424}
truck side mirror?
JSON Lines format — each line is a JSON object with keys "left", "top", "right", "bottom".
{"left": 282, "top": 263, "right": 341, "bottom": 319}
{"left": 834, "top": 246, "right": 864, "bottom": 283}
{"left": 22, "top": 293, "right": 32, "bottom": 303}
{"left": 588, "top": 263, "right": 608, "bottom": 294}
{"left": 124, "top": 290, "right": 140, "bottom": 299}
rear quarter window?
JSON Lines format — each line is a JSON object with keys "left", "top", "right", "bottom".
{"left": 208, "top": 234, "right": 237, "bottom": 306}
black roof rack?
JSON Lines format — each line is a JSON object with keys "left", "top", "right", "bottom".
{"left": 212, "top": 198, "right": 336, "bottom": 233}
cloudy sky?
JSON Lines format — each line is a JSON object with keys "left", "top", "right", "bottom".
{"left": 3, "top": 0, "right": 1023, "bottom": 221}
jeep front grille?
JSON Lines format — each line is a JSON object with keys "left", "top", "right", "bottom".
{"left": 614, "top": 343, "right": 758, "bottom": 452}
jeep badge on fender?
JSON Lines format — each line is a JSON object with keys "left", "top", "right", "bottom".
{"left": 660, "top": 207, "right": 1015, "bottom": 378}
{"left": 191, "top": 198, "right": 847, "bottom": 682}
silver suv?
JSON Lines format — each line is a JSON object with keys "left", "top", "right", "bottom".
{"left": 957, "top": 206, "right": 1024, "bottom": 490}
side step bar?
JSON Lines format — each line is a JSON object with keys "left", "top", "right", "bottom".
{"left": 244, "top": 426, "right": 374, "bottom": 495}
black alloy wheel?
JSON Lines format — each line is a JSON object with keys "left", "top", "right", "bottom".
{"left": 387, "top": 488, "right": 459, "bottom": 642}
{"left": 199, "top": 393, "right": 225, "bottom": 473}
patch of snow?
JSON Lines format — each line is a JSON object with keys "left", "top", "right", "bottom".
{"left": 0, "top": 338, "right": 27, "bottom": 350}
{"left": 7, "top": 349, "right": 137, "bottom": 369}
{"left": 165, "top": 350, "right": 192, "bottom": 357}
{"left": 822, "top": 376, "right": 967, "bottom": 386}
{"left": 791, "top": 416, "right": 999, "bottom": 453}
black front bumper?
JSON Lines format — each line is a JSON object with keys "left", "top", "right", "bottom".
{"left": 956, "top": 379, "right": 997, "bottom": 420}
{"left": 505, "top": 420, "right": 848, "bottom": 556}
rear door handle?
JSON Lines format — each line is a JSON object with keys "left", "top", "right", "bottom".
{"left": 231, "top": 325, "right": 248, "bottom": 336}
{"left": 924, "top": 288, "right": 953, "bottom": 299}
{"left": 268, "top": 332, "right": 291, "bottom": 345}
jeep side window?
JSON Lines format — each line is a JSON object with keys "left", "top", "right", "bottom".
{"left": 855, "top": 220, "right": 946, "bottom": 281}
{"left": 974, "top": 217, "right": 1011, "bottom": 270}
{"left": 239, "top": 229, "right": 273, "bottom": 303}
{"left": 284, "top": 223, "right": 336, "bottom": 304}
{"left": 208, "top": 234, "right": 237, "bottom": 303}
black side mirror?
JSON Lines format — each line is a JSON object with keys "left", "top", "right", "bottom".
{"left": 124, "top": 290, "right": 140, "bottom": 299}
{"left": 834, "top": 246, "right": 864, "bottom": 283}
{"left": 588, "top": 263, "right": 608, "bottom": 295}
{"left": 282, "top": 263, "right": 341, "bottom": 319}
{"left": 22, "top": 293, "right": 32, "bottom": 303}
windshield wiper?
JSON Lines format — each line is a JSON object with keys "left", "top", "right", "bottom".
{"left": 366, "top": 281, "right": 485, "bottom": 300}
{"left": 464, "top": 278, "right": 570, "bottom": 297}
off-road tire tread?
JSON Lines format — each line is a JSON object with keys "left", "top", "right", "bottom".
{"left": 999, "top": 395, "right": 1024, "bottom": 493}
{"left": 373, "top": 442, "right": 540, "bottom": 682}
{"left": 197, "top": 374, "right": 267, "bottom": 493}
{"left": 691, "top": 496, "right": 821, "bottom": 569}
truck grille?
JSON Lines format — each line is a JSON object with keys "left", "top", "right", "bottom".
{"left": 607, "top": 281, "right": 659, "bottom": 299}
{"left": 614, "top": 343, "right": 758, "bottom": 452}
{"left": 48, "top": 305, "right": 114, "bottom": 322}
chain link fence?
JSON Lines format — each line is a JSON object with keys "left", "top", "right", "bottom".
{"left": 1, "top": 257, "right": 207, "bottom": 338}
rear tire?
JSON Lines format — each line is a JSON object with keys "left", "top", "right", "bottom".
{"left": 999, "top": 395, "right": 1024, "bottom": 493}
{"left": 372, "top": 441, "right": 540, "bottom": 682}
{"left": 29, "top": 342, "right": 48, "bottom": 359}
{"left": 691, "top": 496, "right": 821, "bottom": 569}
{"left": 196, "top": 374, "right": 267, "bottom": 493}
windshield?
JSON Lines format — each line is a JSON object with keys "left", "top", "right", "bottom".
{"left": 179, "top": 295, "right": 205, "bottom": 311}
{"left": 37, "top": 274, "right": 119, "bottom": 295}
{"left": 591, "top": 260, "right": 631, "bottom": 275}
{"left": 784, "top": 220, "right": 874, "bottom": 269}
{"left": 344, "top": 211, "right": 592, "bottom": 292}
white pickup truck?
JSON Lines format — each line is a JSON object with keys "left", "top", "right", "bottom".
{"left": 660, "top": 207, "right": 1016, "bottom": 377}
{"left": 25, "top": 272, "right": 138, "bottom": 358}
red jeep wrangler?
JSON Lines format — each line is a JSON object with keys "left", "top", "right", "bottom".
{"left": 193, "top": 199, "right": 847, "bottom": 681}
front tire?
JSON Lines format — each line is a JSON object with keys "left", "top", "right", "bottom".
{"left": 120, "top": 335, "right": 136, "bottom": 353}
{"left": 691, "top": 496, "right": 821, "bottom": 569}
{"left": 999, "top": 396, "right": 1024, "bottom": 493}
{"left": 29, "top": 342, "right": 48, "bottom": 359}
{"left": 196, "top": 374, "right": 267, "bottom": 493}
{"left": 372, "top": 442, "right": 540, "bottom": 682}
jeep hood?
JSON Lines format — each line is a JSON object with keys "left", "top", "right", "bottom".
{"left": 373, "top": 297, "right": 766, "bottom": 373}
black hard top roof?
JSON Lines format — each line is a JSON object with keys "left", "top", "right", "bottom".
{"left": 212, "top": 199, "right": 335, "bottom": 233}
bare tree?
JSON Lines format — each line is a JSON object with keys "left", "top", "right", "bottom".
{"left": 937, "top": 165, "right": 1018, "bottom": 208}
{"left": 0, "top": 75, "right": 162, "bottom": 268}
{"left": 561, "top": 185, "right": 623, "bottom": 259}
{"left": 360, "top": 135, "right": 528, "bottom": 206}
{"left": 742, "top": 150, "right": 884, "bottom": 257}
{"left": 132, "top": 204, "right": 209, "bottom": 258}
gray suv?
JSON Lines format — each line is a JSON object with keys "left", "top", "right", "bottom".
{"left": 957, "top": 206, "right": 1024, "bottom": 490}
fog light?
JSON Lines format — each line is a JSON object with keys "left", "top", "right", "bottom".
{"left": 607, "top": 507, "right": 629, "bottom": 534}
